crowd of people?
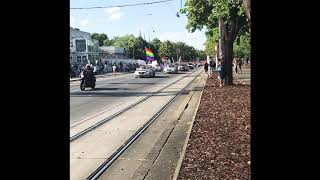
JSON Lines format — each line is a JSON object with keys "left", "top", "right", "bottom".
{"left": 204, "top": 56, "right": 224, "bottom": 87}
{"left": 204, "top": 56, "right": 250, "bottom": 87}
{"left": 70, "top": 61, "right": 140, "bottom": 78}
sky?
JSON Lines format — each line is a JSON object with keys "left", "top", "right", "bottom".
{"left": 70, "top": 0, "right": 206, "bottom": 50}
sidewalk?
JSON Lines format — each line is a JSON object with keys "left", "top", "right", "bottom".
{"left": 234, "top": 65, "right": 251, "bottom": 85}
{"left": 177, "top": 71, "right": 251, "bottom": 179}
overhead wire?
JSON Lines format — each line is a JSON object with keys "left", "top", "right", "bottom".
{"left": 70, "top": 0, "right": 175, "bottom": 10}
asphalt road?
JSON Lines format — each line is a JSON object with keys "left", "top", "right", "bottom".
{"left": 70, "top": 72, "right": 190, "bottom": 126}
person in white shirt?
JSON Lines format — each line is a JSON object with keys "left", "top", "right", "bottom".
{"left": 112, "top": 65, "right": 117, "bottom": 76}
{"left": 93, "top": 65, "right": 97, "bottom": 75}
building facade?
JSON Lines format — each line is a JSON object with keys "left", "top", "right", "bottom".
{"left": 70, "top": 27, "right": 99, "bottom": 66}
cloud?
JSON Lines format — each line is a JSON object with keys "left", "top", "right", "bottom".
{"left": 109, "top": 13, "right": 122, "bottom": 21}
{"left": 158, "top": 31, "right": 205, "bottom": 50}
{"left": 107, "top": 7, "right": 120, "bottom": 14}
{"left": 79, "top": 19, "right": 89, "bottom": 27}
{"left": 106, "top": 7, "right": 123, "bottom": 22}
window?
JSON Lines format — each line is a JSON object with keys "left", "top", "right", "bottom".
{"left": 88, "top": 45, "right": 92, "bottom": 52}
{"left": 82, "top": 56, "right": 87, "bottom": 63}
{"left": 75, "top": 39, "right": 86, "bottom": 52}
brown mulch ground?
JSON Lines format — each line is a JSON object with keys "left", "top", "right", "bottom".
{"left": 178, "top": 72, "right": 250, "bottom": 180}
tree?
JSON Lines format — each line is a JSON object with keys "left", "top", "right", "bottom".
{"left": 233, "top": 32, "right": 250, "bottom": 59}
{"left": 134, "top": 36, "right": 149, "bottom": 60}
{"left": 182, "top": 0, "right": 249, "bottom": 85}
{"left": 197, "top": 50, "right": 207, "bottom": 61}
{"left": 159, "top": 40, "right": 174, "bottom": 61}
{"left": 205, "top": 28, "right": 219, "bottom": 56}
{"left": 113, "top": 35, "right": 136, "bottom": 58}
{"left": 150, "top": 38, "right": 162, "bottom": 61}
{"left": 91, "top": 33, "right": 109, "bottom": 46}
{"left": 103, "top": 38, "right": 115, "bottom": 46}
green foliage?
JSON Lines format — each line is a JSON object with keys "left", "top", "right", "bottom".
{"left": 205, "top": 28, "right": 219, "bottom": 56}
{"left": 150, "top": 38, "right": 162, "bottom": 60}
{"left": 113, "top": 34, "right": 137, "bottom": 58}
{"left": 182, "top": 0, "right": 249, "bottom": 40}
{"left": 233, "top": 32, "right": 250, "bottom": 59}
{"left": 182, "top": 0, "right": 251, "bottom": 85}
{"left": 157, "top": 40, "right": 200, "bottom": 62}
{"left": 90, "top": 33, "right": 204, "bottom": 61}
{"left": 134, "top": 36, "right": 149, "bottom": 60}
{"left": 196, "top": 50, "right": 207, "bottom": 61}
{"left": 91, "top": 33, "right": 109, "bottom": 46}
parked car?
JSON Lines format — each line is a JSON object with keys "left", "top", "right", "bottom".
{"left": 134, "top": 65, "right": 156, "bottom": 78}
{"left": 187, "top": 64, "right": 195, "bottom": 69}
{"left": 154, "top": 65, "right": 163, "bottom": 72}
{"left": 178, "top": 64, "right": 189, "bottom": 71}
{"left": 164, "top": 64, "right": 178, "bottom": 73}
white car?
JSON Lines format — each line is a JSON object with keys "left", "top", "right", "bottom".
{"left": 154, "top": 65, "right": 163, "bottom": 72}
{"left": 164, "top": 65, "right": 178, "bottom": 73}
{"left": 134, "top": 65, "right": 155, "bottom": 78}
{"left": 178, "top": 64, "right": 189, "bottom": 71}
{"left": 187, "top": 64, "right": 195, "bottom": 69}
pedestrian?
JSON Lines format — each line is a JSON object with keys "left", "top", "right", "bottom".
{"left": 70, "top": 65, "right": 73, "bottom": 78}
{"left": 112, "top": 64, "right": 117, "bottom": 76}
{"left": 93, "top": 65, "right": 97, "bottom": 75}
{"left": 120, "top": 62, "right": 123, "bottom": 72}
{"left": 217, "top": 58, "right": 225, "bottom": 87}
{"left": 212, "top": 58, "right": 216, "bottom": 70}
{"left": 100, "top": 64, "right": 104, "bottom": 74}
{"left": 238, "top": 58, "right": 243, "bottom": 74}
{"left": 204, "top": 62, "right": 209, "bottom": 75}
{"left": 208, "top": 58, "right": 213, "bottom": 78}
{"left": 234, "top": 58, "right": 239, "bottom": 74}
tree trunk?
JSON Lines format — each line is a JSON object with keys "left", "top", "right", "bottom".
{"left": 224, "top": 38, "right": 233, "bottom": 85}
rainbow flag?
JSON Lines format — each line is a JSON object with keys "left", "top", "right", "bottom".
{"left": 145, "top": 48, "right": 154, "bottom": 61}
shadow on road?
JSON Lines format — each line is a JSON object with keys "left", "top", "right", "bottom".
{"left": 90, "top": 87, "right": 131, "bottom": 91}
{"left": 70, "top": 90, "right": 180, "bottom": 97}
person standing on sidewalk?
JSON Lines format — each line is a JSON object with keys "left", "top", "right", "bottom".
{"left": 217, "top": 58, "right": 225, "bottom": 87}
{"left": 93, "top": 65, "right": 97, "bottom": 75}
{"left": 112, "top": 64, "right": 117, "bottom": 76}
{"left": 238, "top": 58, "right": 243, "bottom": 74}
{"left": 208, "top": 58, "right": 213, "bottom": 78}
{"left": 235, "top": 58, "right": 239, "bottom": 74}
{"left": 204, "top": 61, "right": 209, "bottom": 75}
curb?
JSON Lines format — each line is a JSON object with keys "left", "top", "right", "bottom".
{"left": 172, "top": 72, "right": 207, "bottom": 180}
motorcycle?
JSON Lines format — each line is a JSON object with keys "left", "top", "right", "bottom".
{"left": 80, "top": 72, "right": 96, "bottom": 91}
